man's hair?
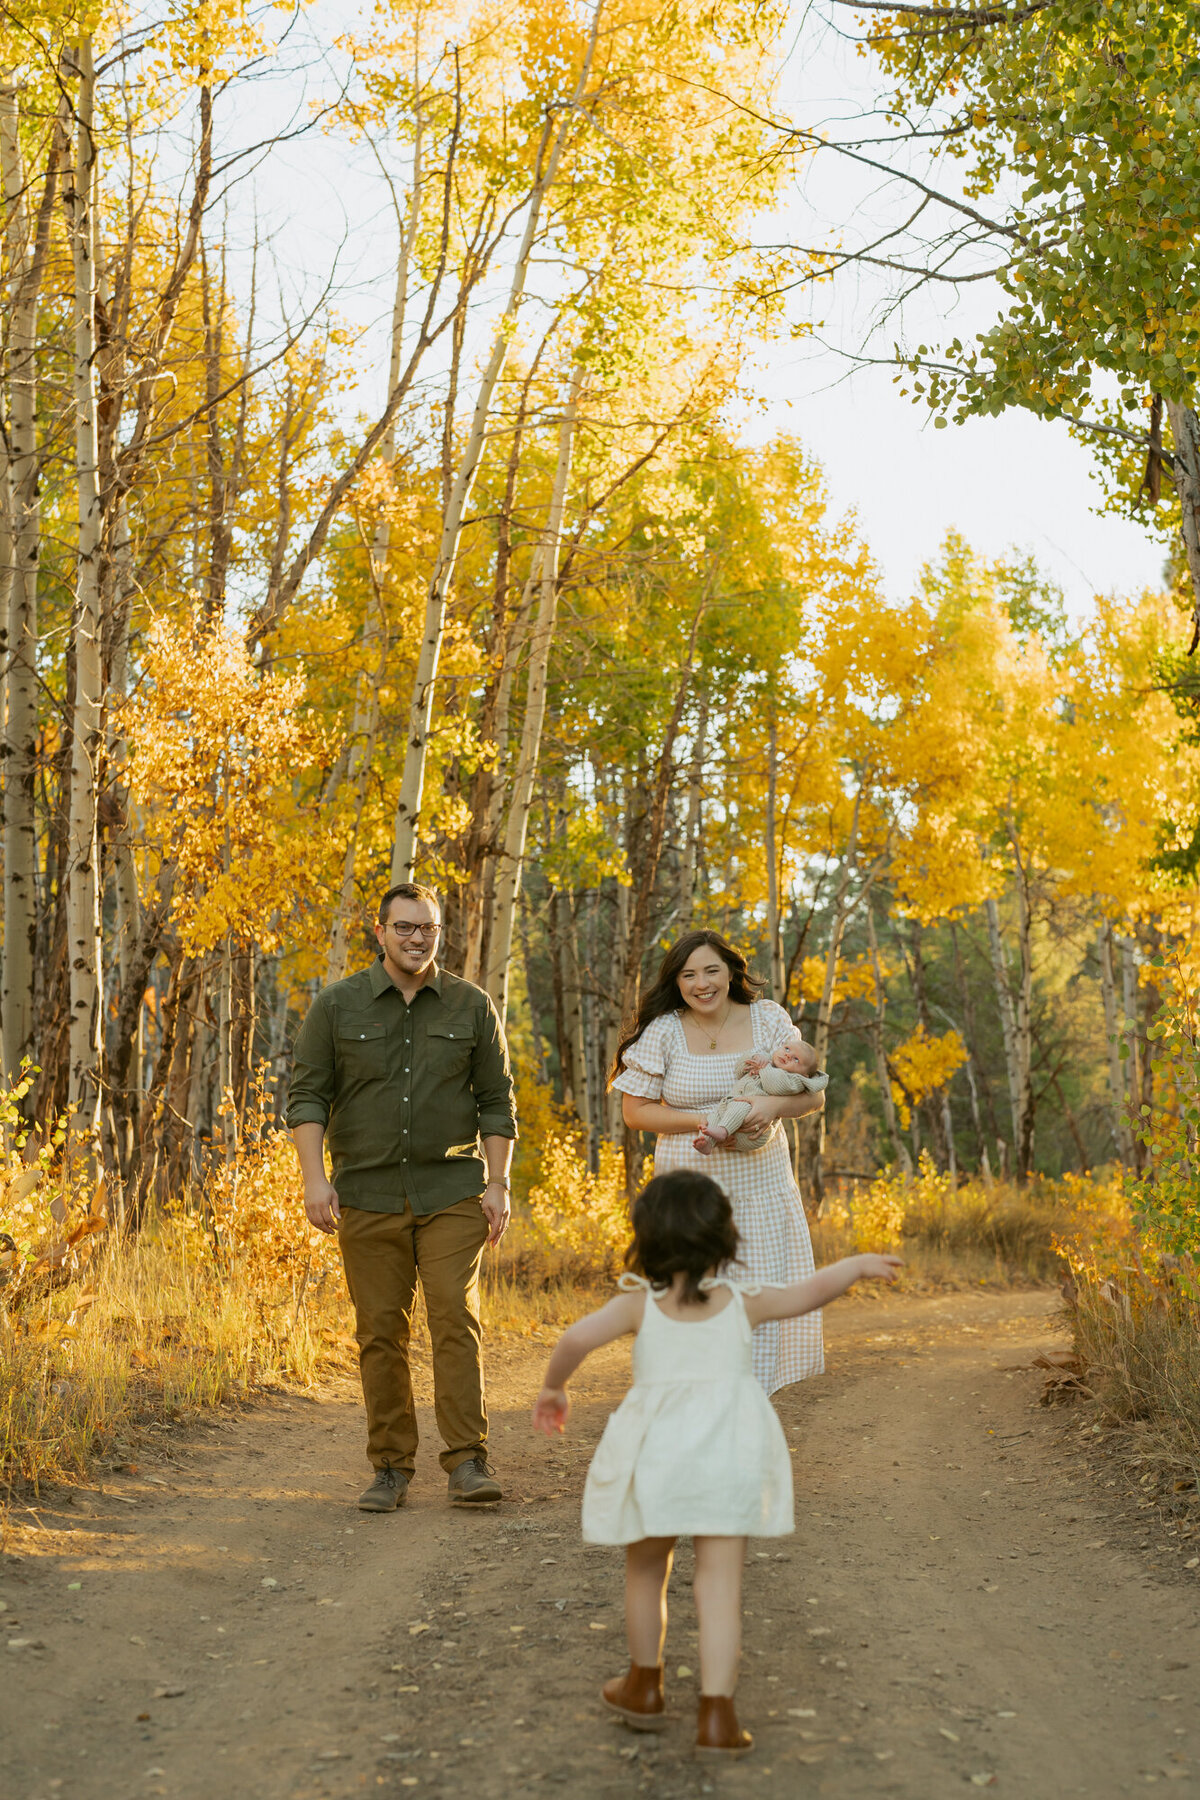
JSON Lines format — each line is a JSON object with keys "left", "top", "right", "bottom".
{"left": 377, "top": 881, "right": 441, "bottom": 926}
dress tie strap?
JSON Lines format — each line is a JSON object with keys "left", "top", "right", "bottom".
{"left": 617, "top": 1272, "right": 652, "bottom": 1292}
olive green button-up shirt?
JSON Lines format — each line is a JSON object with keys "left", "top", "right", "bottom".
{"left": 286, "top": 959, "right": 517, "bottom": 1217}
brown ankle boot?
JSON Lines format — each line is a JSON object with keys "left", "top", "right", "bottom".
{"left": 695, "top": 1694, "right": 752, "bottom": 1757}
{"left": 602, "top": 1663, "right": 666, "bottom": 1730}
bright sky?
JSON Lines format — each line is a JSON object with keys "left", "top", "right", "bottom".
{"left": 749, "top": 5, "right": 1166, "bottom": 616}
{"left": 208, "top": 0, "right": 1167, "bottom": 619}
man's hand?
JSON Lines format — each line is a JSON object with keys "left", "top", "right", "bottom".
{"left": 480, "top": 1180, "right": 511, "bottom": 1246}
{"left": 304, "top": 1177, "right": 341, "bottom": 1234}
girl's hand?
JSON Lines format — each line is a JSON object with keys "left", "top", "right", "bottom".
{"left": 737, "top": 1094, "right": 781, "bottom": 1132}
{"left": 532, "top": 1386, "right": 571, "bottom": 1434}
{"left": 856, "top": 1253, "right": 904, "bottom": 1283}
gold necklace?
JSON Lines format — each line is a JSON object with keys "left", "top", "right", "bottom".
{"left": 692, "top": 1001, "right": 732, "bottom": 1052}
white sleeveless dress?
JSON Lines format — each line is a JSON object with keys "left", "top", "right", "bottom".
{"left": 611, "top": 1000, "right": 824, "bottom": 1394}
{"left": 581, "top": 1278, "right": 794, "bottom": 1545}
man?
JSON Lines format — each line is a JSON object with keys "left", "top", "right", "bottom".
{"left": 288, "top": 882, "right": 517, "bottom": 1511}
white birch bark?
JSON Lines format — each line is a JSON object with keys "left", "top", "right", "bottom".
{"left": 985, "top": 894, "right": 1021, "bottom": 1156}
{"left": 866, "top": 906, "right": 912, "bottom": 1175}
{"left": 390, "top": 4, "right": 603, "bottom": 880}
{"left": 675, "top": 692, "right": 707, "bottom": 927}
{"left": 765, "top": 710, "right": 784, "bottom": 1002}
{"left": 1164, "top": 400, "right": 1200, "bottom": 651}
{"left": 1, "top": 77, "right": 46, "bottom": 1083}
{"left": 1099, "top": 920, "right": 1134, "bottom": 1164}
{"left": 64, "top": 36, "right": 104, "bottom": 1132}
{"left": 483, "top": 367, "right": 582, "bottom": 1020}
{"left": 324, "top": 148, "right": 421, "bottom": 982}
{"left": 1009, "top": 838, "right": 1035, "bottom": 1178}
{"left": 812, "top": 792, "right": 862, "bottom": 1072}
{"left": 1119, "top": 932, "right": 1140, "bottom": 1111}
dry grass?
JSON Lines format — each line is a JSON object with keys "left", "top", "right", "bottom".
{"left": 0, "top": 1108, "right": 1133, "bottom": 1502}
{"left": 813, "top": 1159, "right": 1125, "bottom": 1292}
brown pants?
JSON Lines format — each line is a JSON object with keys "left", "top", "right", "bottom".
{"left": 338, "top": 1198, "right": 488, "bottom": 1474}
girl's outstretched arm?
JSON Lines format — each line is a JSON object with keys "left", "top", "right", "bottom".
{"left": 532, "top": 1290, "right": 644, "bottom": 1434}
{"left": 743, "top": 1253, "right": 902, "bottom": 1327}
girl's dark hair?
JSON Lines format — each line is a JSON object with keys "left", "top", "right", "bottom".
{"left": 625, "top": 1170, "right": 740, "bottom": 1305}
{"left": 608, "top": 930, "right": 764, "bottom": 1088}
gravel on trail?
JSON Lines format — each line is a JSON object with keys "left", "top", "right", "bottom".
{"left": 2, "top": 1288, "right": 1198, "bottom": 1800}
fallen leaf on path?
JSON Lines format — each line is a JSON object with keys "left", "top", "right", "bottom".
{"left": 676, "top": 1666, "right": 694, "bottom": 1679}
{"left": 939, "top": 1727, "right": 961, "bottom": 1743}
{"left": 589, "top": 1622, "right": 608, "bottom": 1631}
{"left": 408, "top": 1623, "right": 430, "bottom": 1636}
{"left": 129, "top": 1636, "right": 146, "bottom": 1646}
{"left": 153, "top": 1685, "right": 185, "bottom": 1698}
{"left": 874, "top": 1751, "right": 894, "bottom": 1761}
{"left": 969, "top": 1776, "right": 996, "bottom": 1788}
{"left": 261, "top": 1578, "right": 279, "bottom": 1589}
{"left": 788, "top": 1709, "right": 816, "bottom": 1719}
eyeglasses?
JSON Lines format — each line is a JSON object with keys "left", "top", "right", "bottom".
{"left": 390, "top": 921, "right": 441, "bottom": 939}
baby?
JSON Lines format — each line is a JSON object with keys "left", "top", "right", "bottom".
{"left": 693, "top": 1032, "right": 828, "bottom": 1155}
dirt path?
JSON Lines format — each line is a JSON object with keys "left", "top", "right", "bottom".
{"left": 3, "top": 1289, "right": 1199, "bottom": 1799}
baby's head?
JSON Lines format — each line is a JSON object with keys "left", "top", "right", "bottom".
{"left": 626, "top": 1170, "right": 740, "bottom": 1305}
{"left": 772, "top": 1032, "right": 818, "bottom": 1076}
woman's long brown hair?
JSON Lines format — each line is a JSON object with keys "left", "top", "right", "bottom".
{"left": 607, "top": 930, "right": 764, "bottom": 1089}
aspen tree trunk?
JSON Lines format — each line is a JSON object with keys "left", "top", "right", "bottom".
{"left": 1099, "top": 921, "right": 1134, "bottom": 1164}
{"left": 64, "top": 37, "right": 105, "bottom": 1136}
{"left": 951, "top": 920, "right": 997, "bottom": 1180}
{"left": 985, "top": 895, "right": 1021, "bottom": 1161}
{"left": 0, "top": 82, "right": 58, "bottom": 1087}
{"left": 805, "top": 795, "right": 868, "bottom": 1214}
{"left": 483, "top": 369, "right": 582, "bottom": 1018}
{"left": 558, "top": 896, "right": 590, "bottom": 1133}
{"left": 866, "top": 906, "right": 912, "bottom": 1174}
{"left": 812, "top": 794, "right": 861, "bottom": 1072}
{"left": 325, "top": 119, "right": 424, "bottom": 982}
{"left": 908, "top": 924, "right": 949, "bottom": 1171}
{"left": 390, "top": 6, "right": 602, "bottom": 879}
{"left": 1164, "top": 400, "right": 1200, "bottom": 653}
{"left": 1010, "top": 846, "right": 1036, "bottom": 1181}
{"left": 765, "top": 710, "right": 784, "bottom": 1002}
{"left": 1118, "top": 933, "right": 1145, "bottom": 1173}
{"left": 675, "top": 692, "right": 707, "bottom": 928}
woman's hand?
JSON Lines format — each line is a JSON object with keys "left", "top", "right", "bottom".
{"left": 532, "top": 1386, "right": 571, "bottom": 1434}
{"left": 736, "top": 1094, "right": 782, "bottom": 1133}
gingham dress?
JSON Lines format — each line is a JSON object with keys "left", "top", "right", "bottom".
{"left": 612, "top": 1001, "right": 824, "bottom": 1395}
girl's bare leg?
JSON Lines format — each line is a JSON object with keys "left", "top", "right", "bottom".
{"left": 624, "top": 1536, "right": 676, "bottom": 1665}
{"left": 693, "top": 1535, "right": 746, "bottom": 1696}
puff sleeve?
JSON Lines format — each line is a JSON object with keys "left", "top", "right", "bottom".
{"left": 756, "top": 999, "right": 802, "bottom": 1052}
{"left": 610, "top": 1014, "right": 670, "bottom": 1100}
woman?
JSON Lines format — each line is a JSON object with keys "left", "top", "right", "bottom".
{"left": 609, "top": 930, "right": 825, "bottom": 1394}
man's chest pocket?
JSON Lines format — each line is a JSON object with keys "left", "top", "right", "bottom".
{"left": 424, "top": 1021, "right": 475, "bottom": 1078}
{"left": 337, "top": 1018, "right": 388, "bottom": 1078}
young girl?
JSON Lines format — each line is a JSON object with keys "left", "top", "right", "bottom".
{"left": 532, "top": 1169, "right": 901, "bottom": 1758}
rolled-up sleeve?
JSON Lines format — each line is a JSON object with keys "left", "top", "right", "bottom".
{"left": 471, "top": 994, "right": 517, "bottom": 1139}
{"left": 286, "top": 992, "right": 337, "bottom": 1128}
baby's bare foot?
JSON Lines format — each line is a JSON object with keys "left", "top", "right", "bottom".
{"left": 693, "top": 1130, "right": 719, "bottom": 1155}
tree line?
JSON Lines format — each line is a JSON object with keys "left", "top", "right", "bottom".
{"left": 1, "top": 0, "right": 1197, "bottom": 1211}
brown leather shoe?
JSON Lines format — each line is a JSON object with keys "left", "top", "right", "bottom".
{"left": 695, "top": 1694, "right": 752, "bottom": 1757}
{"left": 602, "top": 1664, "right": 666, "bottom": 1731}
